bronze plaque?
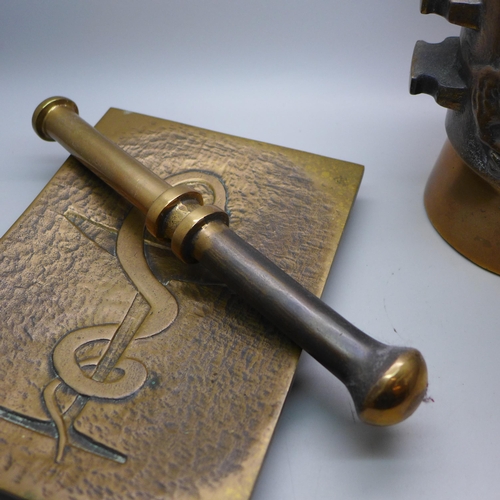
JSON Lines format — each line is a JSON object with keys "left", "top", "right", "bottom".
{"left": 0, "top": 109, "right": 363, "bottom": 499}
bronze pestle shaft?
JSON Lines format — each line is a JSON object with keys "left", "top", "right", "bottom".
{"left": 32, "top": 97, "right": 428, "bottom": 426}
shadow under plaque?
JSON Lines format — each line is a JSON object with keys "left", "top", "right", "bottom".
{"left": 0, "top": 108, "right": 363, "bottom": 500}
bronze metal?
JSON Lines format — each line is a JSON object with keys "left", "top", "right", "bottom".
{"left": 424, "top": 140, "right": 500, "bottom": 272}
{"left": 411, "top": 0, "right": 500, "bottom": 273}
{"left": 0, "top": 105, "right": 363, "bottom": 499}
{"left": 33, "top": 97, "right": 428, "bottom": 428}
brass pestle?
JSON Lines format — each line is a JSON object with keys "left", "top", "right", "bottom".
{"left": 32, "top": 97, "right": 428, "bottom": 426}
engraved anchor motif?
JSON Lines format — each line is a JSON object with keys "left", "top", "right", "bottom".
{"left": 0, "top": 171, "right": 227, "bottom": 464}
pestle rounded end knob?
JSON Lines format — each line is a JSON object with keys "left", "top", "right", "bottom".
{"left": 32, "top": 96, "right": 79, "bottom": 142}
{"left": 357, "top": 348, "right": 428, "bottom": 426}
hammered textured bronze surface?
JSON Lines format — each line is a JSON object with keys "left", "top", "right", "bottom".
{"left": 0, "top": 108, "right": 363, "bottom": 500}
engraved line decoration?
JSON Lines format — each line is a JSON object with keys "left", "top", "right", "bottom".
{"left": 44, "top": 207, "right": 177, "bottom": 463}
{"left": 0, "top": 172, "right": 227, "bottom": 464}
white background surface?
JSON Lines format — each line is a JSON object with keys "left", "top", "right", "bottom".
{"left": 1, "top": 2, "right": 499, "bottom": 499}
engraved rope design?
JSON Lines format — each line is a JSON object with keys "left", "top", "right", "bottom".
{"left": 43, "top": 208, "right": 178, "bottom": 462}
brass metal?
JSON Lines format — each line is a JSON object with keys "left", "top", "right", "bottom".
{"left": 171, "top": 204, "right": 229, "bottom": 263}
{"left": 32, "top": 97, "right": 168, "bottom": 213}
{"left": 191, "top": 219, "right": 428, "bottom": 427}
{"left": 0, "top": 105, "right": 364, "bottom": 500}
{"left": 411, "top": 0, "right": 500, "bottom": 273}
{"left": 33, "top": 97, "right": 428, "bottom": 428}
{"left": 32, "top": 96, "right": 79, "bottom": 141}
{"left": 359, "top": 349, "right": 429, "bottom": 426}
{"left": 146, "top": 185, "right": 203, "bottom": 238}
{"left": 425, "top": 140, "right": 500, "bottom": 273}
